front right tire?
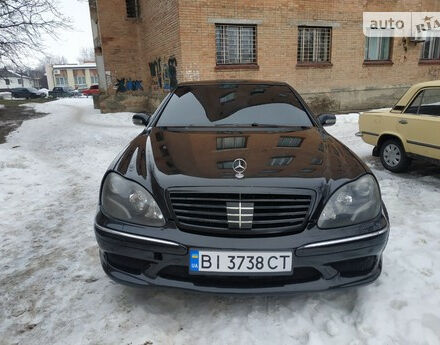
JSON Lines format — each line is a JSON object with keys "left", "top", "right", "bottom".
{"left": 380, "top": 138, "right": 411, "bottom": 173}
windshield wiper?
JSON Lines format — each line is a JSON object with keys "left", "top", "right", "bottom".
{"left": 214, "top": 123, "right": 311, "bottom": 128}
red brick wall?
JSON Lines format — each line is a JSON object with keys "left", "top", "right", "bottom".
{"left": 96, "top": 0, "right": 181, "bottom": 106}
{"left": 177, "top": 0, "right": 440, "bottom": 94}
{"left": 94, "top": 0, "right": 440, "bottom": 112}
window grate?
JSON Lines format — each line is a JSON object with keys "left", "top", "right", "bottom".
{"left": 297, "top": 27, "right": 331, "bottom": 63}
{"left": 277, "top": 136, "right": 303, "bottom": 148}
{"left": 421, "top": 37, "right": 440, "bottom": 60}
{"left": 269, "top": 156, "right": 294, "bottom": 167}
{"left": 216, "top": 136, "right": 246, "bottom": 150}
{"left": 216, "top": 24, "right": 257, "bottom": 65}
{"left": 126, "top": 0, "right": 139, "bottom": 18}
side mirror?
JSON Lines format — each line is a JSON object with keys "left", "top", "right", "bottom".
{"left": 317, "top": 114, "right": 336, "bottom": 127}
{"left": 132, "top": 113, "right": 151, "bottom": 127}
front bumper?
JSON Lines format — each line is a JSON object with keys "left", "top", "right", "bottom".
{"left": 94, "top": 210, "right": 389, "bottom": 295}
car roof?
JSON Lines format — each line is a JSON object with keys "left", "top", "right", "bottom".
{"left": 177, "top": 80, "right": 290, "bottom": 87}
{"left": 396, "top": 80, "right": 440, "bottom": 107}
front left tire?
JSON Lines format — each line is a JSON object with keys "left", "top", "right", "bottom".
{"left": 380, "top": 138, "right": 411, "bottom": 173}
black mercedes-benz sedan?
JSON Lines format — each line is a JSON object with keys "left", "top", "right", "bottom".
{"left": 94, "top": 80, "right": 389, "bottom": 294}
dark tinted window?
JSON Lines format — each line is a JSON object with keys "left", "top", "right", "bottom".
{"left": 126, "top": 0, "right": 139, "bottom": 18}
{"left": 419, "top": 88, "right": 440, "bottom": 116}
{"left": 405, "top": 91, "right": 424, "bottom": 114}
{"left": 157, "top": 84, "right": 313, "bottom": 127}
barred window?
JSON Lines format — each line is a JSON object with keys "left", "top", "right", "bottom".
{"left": 216, "top": 24, "right": 257, "bottom": 65}
{"left": 365, "top": 36, "right": 391, "bottom": 61}
{"left": 297, "top": 27, "right": 331, "bottom": 63}
{"left": 269, "top": 156, "right": 294, "bottom": 167}
{"left": 126, "top": 0, "right": 139, "bottom": 18}
{"left": 421, "top": 37, "right": 440, "bottom": 60}
{"left": 216, "top": 136, "right": 246, "bottom": 150}
{"left": 277, "top": 136, "right": 303, "bottom": 148}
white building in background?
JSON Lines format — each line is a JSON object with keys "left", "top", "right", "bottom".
{"left": 45, "top": 63, "right": 98, "bottom": 90}
{"left": 0, "top": 69, "right": 39, "bottom": 89}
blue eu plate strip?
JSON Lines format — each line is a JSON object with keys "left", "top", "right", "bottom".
{"left": 189, "top": 250, "right": 200, "bottom": 272}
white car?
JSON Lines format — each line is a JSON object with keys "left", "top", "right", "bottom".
{"left": 0, "top": 91, "right": 12, "bottom": 100}
{"left": 36, "top": 88, "right": 49, "bottom": 98}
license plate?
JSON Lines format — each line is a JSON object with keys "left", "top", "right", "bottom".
{"left": 189, "top": 250, "right": 293, "bottom": 274}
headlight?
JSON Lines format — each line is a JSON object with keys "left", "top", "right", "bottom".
{"left": 101, "top": 172, "right": 165, "bottom": 227}
{"left": 318, "top": 175, "right": 381, "bottom": 229}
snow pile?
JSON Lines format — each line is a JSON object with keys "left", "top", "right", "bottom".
{"left": 0, "top": 100, "right": 440, "bottom": 345}
{"left": 0, "top": 91, "right": 12, "bottom": 100}
{"left": 0, "top": 104, "right": 4, "bottom": 109}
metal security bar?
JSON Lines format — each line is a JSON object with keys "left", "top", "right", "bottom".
{"left": 421, "top": 37, "right": 440, "bottom": 60}
{"left": 126, "top": 0, "right": 139, "bottom": 18}
{"left": 216, "top": 24, "right": 257, "bottom": 65}
{"left": 297, "top": 27, "right": 331, "bottom": 63}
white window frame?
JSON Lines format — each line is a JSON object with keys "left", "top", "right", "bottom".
{"left": 421, "top": 37, "right": 440, "bottom": 60}
{"left": 297, "top": 26, "right": 332, "bottom": 64}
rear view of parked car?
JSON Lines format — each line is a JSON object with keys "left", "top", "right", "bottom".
{"left": 358, "top": 80, "right": 440, "bottom": 172}
{"left": 11, "top": 87, "right": 42, "bottom": 99}
{"left": 49, "top": 86, "right": 76, "bottom": 98}
{"left": 82, "top": 85, "right": 99, "bottom": 97}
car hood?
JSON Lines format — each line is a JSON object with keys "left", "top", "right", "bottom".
{"left": 112, "top": 127, "right": 367, "bottom": 192}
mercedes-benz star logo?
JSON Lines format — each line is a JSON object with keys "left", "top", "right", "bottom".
{"left": 233, "top": 158, "right": 247, "bottom": 179}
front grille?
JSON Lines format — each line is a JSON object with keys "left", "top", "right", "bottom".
{"left": 169, "top": 192, "right": 313, "bottom": 236}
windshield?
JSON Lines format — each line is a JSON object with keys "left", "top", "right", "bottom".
{"left": 156, "top": 84, "right": 313, "bottom": 127}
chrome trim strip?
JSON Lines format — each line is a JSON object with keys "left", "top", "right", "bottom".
{"left": 407, "top": 140, "right": 440, "bottom": 150}
{"left": 227, "top": 206, "right": 254, "bottom": 210}
{"left": 361, "top": 131, "right": 379, "bottom": 137}
{"left": 95, "top": 223, "right": 182, "bottom": 248}
{"left": 300, "top": 228, "right": 388, "bottom": 249}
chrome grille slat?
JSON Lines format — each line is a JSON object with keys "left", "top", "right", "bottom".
{"left": 174, "top": 209, "right": 227, "bottom": 217}
{"left": 169, "top": 191, "right": 313, "bottom": 236}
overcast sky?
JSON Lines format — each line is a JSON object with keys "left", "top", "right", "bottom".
{"left": 42, "top": 0, "right": 93, "bottom": 65}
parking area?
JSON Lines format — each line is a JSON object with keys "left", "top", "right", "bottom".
{"left": 0, "top": 98, "right": 439, "bottom": 345}
{"left": 0, "top": 103, "right": 49, "bottom": 144}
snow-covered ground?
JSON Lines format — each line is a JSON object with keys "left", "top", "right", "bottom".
{"left": 0, "top": 98, "right": 439, "bottom": 345}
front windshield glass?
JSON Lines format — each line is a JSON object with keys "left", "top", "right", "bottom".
{"left": 156, "top": 84, "right": 313, "bottom": 127}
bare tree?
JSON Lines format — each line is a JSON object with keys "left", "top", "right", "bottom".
{"left": 78, "top": 47, "right": 95, "bottom": 63}
{"left": 0, "top": 0, "right": 69, "bottom": 68}
{"left": 40, "top": 54, "right": 69, "bottom": 66}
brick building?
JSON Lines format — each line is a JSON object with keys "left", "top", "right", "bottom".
{"left": 89, "top": 0, "right": 440, "bottom": 113}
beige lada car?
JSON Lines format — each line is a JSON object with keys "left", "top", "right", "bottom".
{"left": 358, "top": 80, "right": 440, "bottom": 172}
